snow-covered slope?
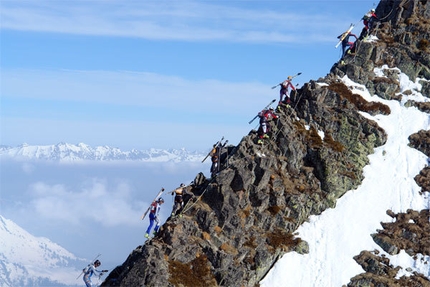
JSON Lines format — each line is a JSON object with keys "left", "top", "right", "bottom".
{"left": 260, "top": 67, "right": 430, "bottom": 286}
{"left": 0, "top": 215, "right": 87, "bottom": 287}
{"left": 0, "top": 142, "right": 205, "bottom": 162}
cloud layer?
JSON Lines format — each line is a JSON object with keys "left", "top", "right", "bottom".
{"left": 29, "top": 179, "right": 144, "bottom": 227}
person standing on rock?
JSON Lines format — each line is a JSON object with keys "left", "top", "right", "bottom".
{"left": 171, "top": 183, "right": 188, "bottom": 216}
{"left": 359, "top": 8, "right": 378, "bottom": 40}
{"left": 145, "top": 197, "right": 164, "bottom": 238}
{"left": 257, "top": 107, "right": 278, "bottom": 145}
{"left": 338, "top": 31, "right": 357, "bottom": 59}
{"left": 210, "top": 144, "right": 221, "bottom": 177}
{"left": 279, "top": 76, "right": 296, "bottom": 107}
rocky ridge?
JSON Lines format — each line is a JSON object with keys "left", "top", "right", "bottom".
{"left": 102, "top": 0, "right": 430, "bottom": 286}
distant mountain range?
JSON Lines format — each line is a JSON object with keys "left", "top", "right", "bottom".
{"left": 0, "top": 143, "right": 206, "bottom": 162}
{"left": 0, "top": 215, "right": 87, "bottom": 287}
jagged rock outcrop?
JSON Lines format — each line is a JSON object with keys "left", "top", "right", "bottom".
{"left": 331, "top": 0, "right": 430, "bottom": 95}
{"left": 348, "top": 249, "right": 430, "bottom": 287}
{"left": 103, "top": 0, "right": 429, "bottom": 286}
{"left": 347, "top": 209, "right": 430, "bottom": 287}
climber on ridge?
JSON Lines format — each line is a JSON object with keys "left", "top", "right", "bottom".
{"left": 145, "top": 197, "right": 164, "bottom": 238}
{"left": 359, "top": 8, "right": 378, "bottom": 40}
{"left": 171, "top": 183, "right": 192, "bottom": 217}
{"left": 257, "top": 107, "right": 278, "bottom": 145}
{"left": 210, "top": 144, "right": 221, "bottom": 177}
{"left": 83, "top": 259, "right": 107, "bottom": 287}
{"left": 279, "top": 76, "right": 296, "bottom": 108}
{"left": 338, "top": 31, "right": 357, "bottom": 60}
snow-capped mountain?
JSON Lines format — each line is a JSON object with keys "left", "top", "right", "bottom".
{"left": 0, "top": 215, "right": 88, "bottom": 287}
{"left": 0, "top": 143, "right": 206, "bottom": 162}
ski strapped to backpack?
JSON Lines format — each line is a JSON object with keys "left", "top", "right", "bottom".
{"left": 201, "top": 136, "right": 224, "bottom": 163}
{"left": 335, "top": 24, "right": 355, "bottom": 48}
{"left": 76, "top": 253, "right": 101, "bottom": 280}
{"left": 248, "top": 99, "right": 276, "bottom": 124}
{"left": 140, "top": 188, "right": 165, "bottom": 220}
{"left": 271, "top": 72, "right": 302, "bottom": 89}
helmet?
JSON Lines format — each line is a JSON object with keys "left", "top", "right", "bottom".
{"left": 180, "top": 183, "right": 185, "bottom": 187}
{"left": 94, "top": 260, "right": 101, "bottom": 266}
{"left": 371, "top": 8, "right": 375, "bottom": 12}
{"left": 269, "top": 107, "right": 274, "bottom": 111}
{"left": 158, "top": 197, "right": 164, "bottom": 203}
{"left": 287, "top": 76, "right": 292, "bottom": 80}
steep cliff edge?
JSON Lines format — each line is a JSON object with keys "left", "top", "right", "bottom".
{"left": 102, "top": 0, "right": 429, "bottom": 286}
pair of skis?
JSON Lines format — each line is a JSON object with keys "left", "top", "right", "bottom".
{"left": 270, "top": 72, "right": 302, "bottom": 89}
{"left": 201, "top": 136, "right": 224, "bottom": 163}
{"left": 248, "top": 99, "right": 276, "bottom": 124}
{"left": 335, "top": 24, "right": 355, "bottom": 48}
{"left": 140, "top": 188, "right": 165, "bottom": 220}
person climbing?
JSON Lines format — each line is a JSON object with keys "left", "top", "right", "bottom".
{"left": 145, "top": 197, "right": 164, "bottom": 238}
{"left": 257, "top": 107, "right": 278, "bottom": 145}
{"left": 359, "top": 8, "right": 378, "bottom": 40}
{"left": 210, "top": 144, "right": 220, "bottom": 177}
{"left": 171, "top": 183, "right": 188, "bottom": 216}
{"left": 83, "top": 259, "right": 107, "bottom": 287}
{"left": 279, "top": 76, "right": 296, "bottom": 107}
{"left": 338, "top": 31, "right": 357, "bottom": 59}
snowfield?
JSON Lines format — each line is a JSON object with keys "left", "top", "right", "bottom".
{"left": 260, "top": 66, "right": 430, "bottom": 286}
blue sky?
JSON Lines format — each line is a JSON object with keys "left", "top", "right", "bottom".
{"left": 1, "top": 0, "right": 376, "bottom": 150}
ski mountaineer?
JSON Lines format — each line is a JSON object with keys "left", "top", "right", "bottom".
{"left": 171, "top": 183, "right": 188, "bottom": 216}
{"left": 338, "top": 31, "right": 357, "bottom": 59}
{"left": 210, "top": 144, "right": 221, "bottom": 177}
{"left": 83, "top": 259, "right": 106, "bottom": 287}
{"left": 279, "top": 76, "right": 296, "bottom": 107}
{"left": 257, "top": 107, "right": 278, "bottom": 145}
{"left": 145, "top": 197, "right": 164, "bottom": 238}
{"left": 359, "top": 9, "right": 378, "bottom": 40}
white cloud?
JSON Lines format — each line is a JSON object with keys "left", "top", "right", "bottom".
{"left": 0, "top": 0, "right": 345, "bottom": 43}
{"left": 1, "top": 68, "right": 268, "bottom": 112}
{"left": 27, "top": 179, "right": 145, "bottom": 227}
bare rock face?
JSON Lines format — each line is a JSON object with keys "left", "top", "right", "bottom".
{"left": 102, "top": 0, "right": 429, "bottom": 286}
